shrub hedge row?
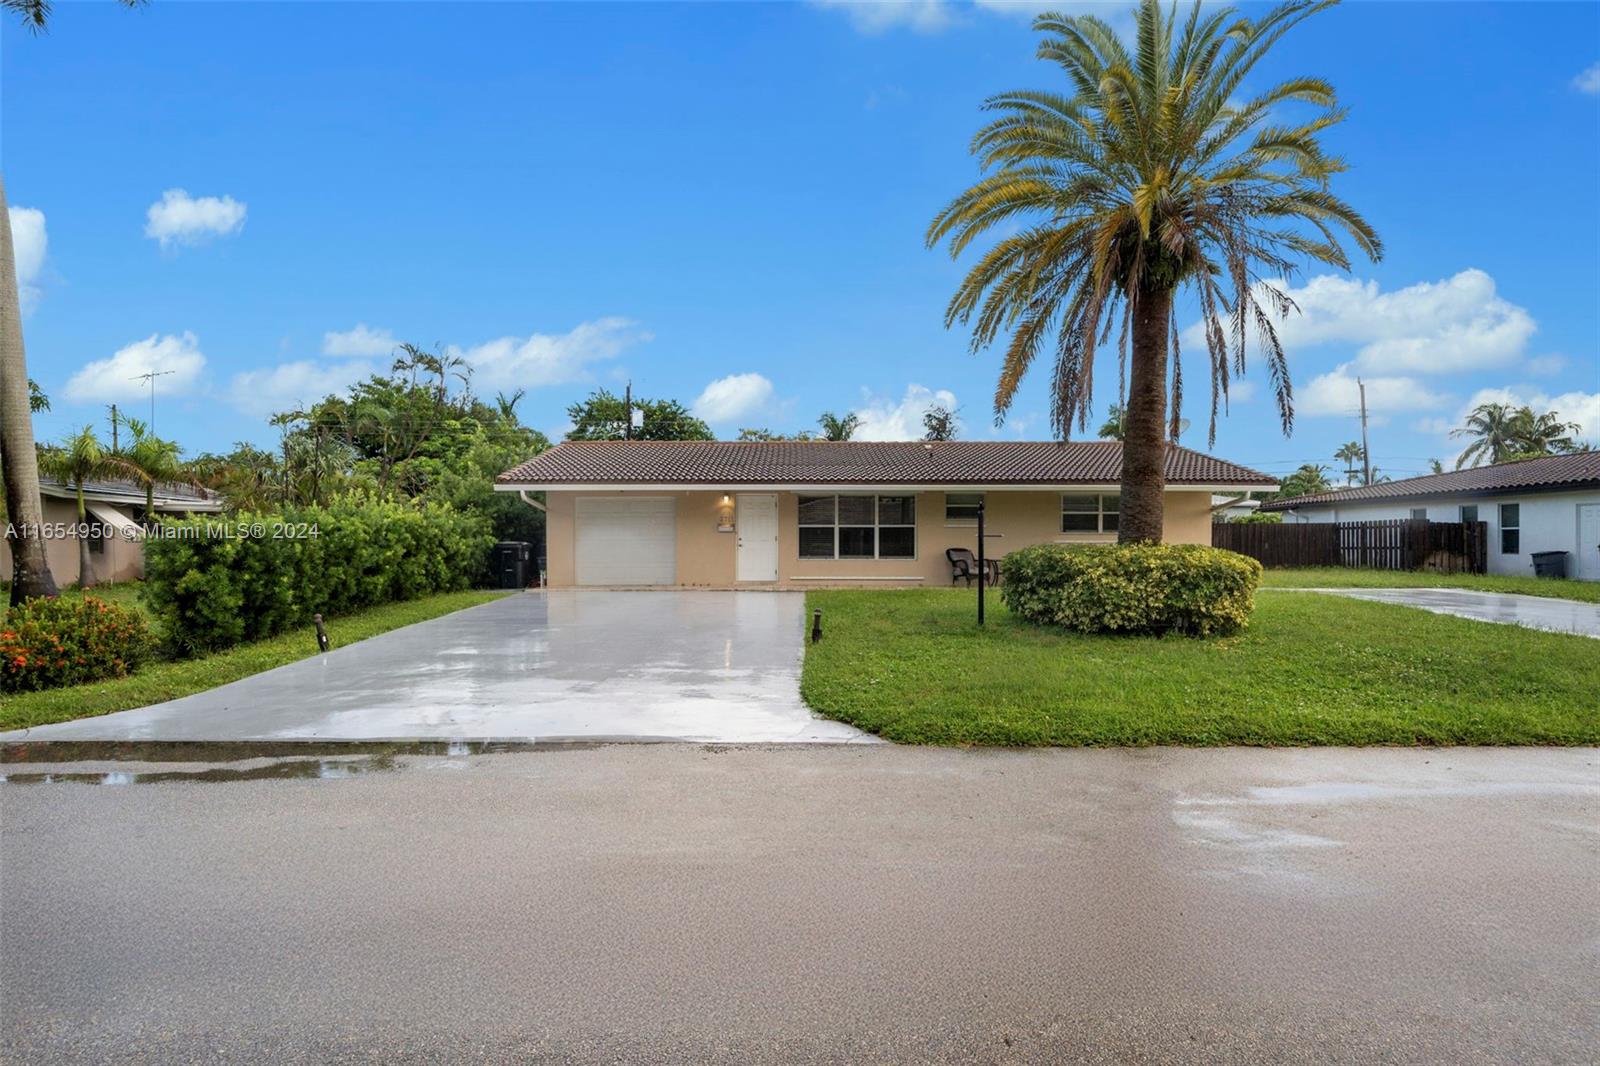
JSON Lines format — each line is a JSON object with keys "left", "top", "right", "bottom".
{"left": 0, "top": 595, "right": 155, "bottom": 692}
{"left": 1000, "top": 543, "right": 1263, "bottom": 637}
{"left": 143, "top": 493, "right": 494, "bottom": 653}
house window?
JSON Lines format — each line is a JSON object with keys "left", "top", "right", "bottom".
{"left": 1459, "top": 505, "right": 1478, "bottom": 524}
{"left": 945, "top": 493, "right": 983, "bottom": 524}
{"left": 1061, "top": 494, "right": 1119, "bottom": 534}
{"left": 1499, "top": 503, "right": 1520, "bottom": 554}
{"left": 1410, "top": 508, "right": 1428, "bottom": 521}
{"left": 797, "top": 495, "right": 916, "bottom": 560}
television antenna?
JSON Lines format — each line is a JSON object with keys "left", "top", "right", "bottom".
{"left": 131, "top": 370, "right": 175, "bottom": 434}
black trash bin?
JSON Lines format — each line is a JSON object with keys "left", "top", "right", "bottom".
{"left": 494, "top": 541, "right": 532, "bottom": 589}
{"left": 1531, "top": 550, "right": 1569, "bottom": 579}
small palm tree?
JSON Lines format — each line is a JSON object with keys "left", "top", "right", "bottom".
{"left": 817, "top": 411, "right": 862, "bottom": 441}
{"left": 1333, "top": 440, "right": 1364, "bottom": 484}
{"left": 119, "top": 417, "right": 185, "bottom": 521}
{"left": 40, "top": 426, "right": 136, "bottom": 588}
{"left": 1452, "top": 403, "right": 1524, "bottom": 468}
{"left": 1097, "top": 404, "right": 1126, "bottom": 440}
{"left": 928, "top": 0, "right": 1380, "bottom": 542}
{"left": 1512, "top": 408, "right": 1582, "bottom": 456}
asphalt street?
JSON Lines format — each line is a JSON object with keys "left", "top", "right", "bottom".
{"left": 2, "top": 744, "right": 1596, "bottom": 1064}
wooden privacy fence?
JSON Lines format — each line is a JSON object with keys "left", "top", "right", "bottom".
{"left": 1212, "top": 519, "right": 1488, "bottom": 573}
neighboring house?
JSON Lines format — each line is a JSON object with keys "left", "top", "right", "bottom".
{"left": 1, "top": 477, "right": 225, "bottom": 587}
{"left": 496, "top": 440, "right": 1275, "bottom": 588}
{"left": 1259, "top": 452, "right": 1600, "bottom": 581}
{"left": 1211, "top": 494, "right": 1261, "bottom": 520}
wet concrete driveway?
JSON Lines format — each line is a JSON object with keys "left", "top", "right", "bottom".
{"left": 0, "top": 591, "right": 872, "bottom": 744}
{"left": 1290, "top": 586, "right": 1600, "bottom": 638}
{"left": 2, "top": 745, "right": 1596, "bottom": 1064}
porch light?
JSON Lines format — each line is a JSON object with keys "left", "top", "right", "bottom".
{"left": 717, "top": 494, "right": 734, "bottom": 532}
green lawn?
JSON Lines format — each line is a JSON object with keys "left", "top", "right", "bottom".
{"left": 1259, "top": 567, "right": 1600, "bottom": 604}
{"left": 0, "top": 589, "right": 509, "bottom": 733}
{"left": 800, "top": 588, "right": 1600, "bottom": 747}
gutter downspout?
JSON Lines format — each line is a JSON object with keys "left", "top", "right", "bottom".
{"left": 518, "top": 489, "right": 546, "bottom": 513}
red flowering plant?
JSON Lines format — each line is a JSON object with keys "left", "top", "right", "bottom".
{"left": 0, "top": 596, "right": 154, "bottom": 693}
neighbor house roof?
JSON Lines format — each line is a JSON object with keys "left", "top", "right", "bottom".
{"left": 497, "top": 440, "right": 1276, "bottom": 489}
{"left": 1259, "top": 452, "right": 1600, "bottom": 511}
{"left": 38, "top": 476, "right": 225, "bottom": 513}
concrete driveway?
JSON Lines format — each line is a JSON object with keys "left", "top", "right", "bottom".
{"left": 1285, "top": 586, "right": 1600, "bottom": 638}
{"left": 0, "top": 591, "right": 871, "bottom": 744}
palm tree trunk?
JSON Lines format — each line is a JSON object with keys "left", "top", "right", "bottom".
{"left": 1118, "top": 285, "right": 1174, "bottom": 544}
{"left": 0, "top": 174, "right": 60, "bottom": 604}
{"left": 75, "top": 482, "right": 95, "bottom": 589}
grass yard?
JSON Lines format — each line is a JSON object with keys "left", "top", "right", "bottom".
{"left": 1259, "top": 567, "right": 1600, "bottom": 604}
{"left": 801, "top": 588, "right": 1600, "bottom": 747}
{"left": 0, "top": 589, "right": 508, "bottom": 733}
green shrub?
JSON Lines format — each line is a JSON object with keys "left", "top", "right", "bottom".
{"left": 0, "top": 595, "right": 155, "bottom": 692}
{"left": 142, "top": 491, "right": 494, "bottom": 654}
{"left": 1000, "top": 543, "right": 1263, "bottom": 637}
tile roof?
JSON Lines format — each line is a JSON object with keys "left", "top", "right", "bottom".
{"left": 1259, "top": 451, "right": 1600, "bottom": 511}
{"left": 498, "top": 440, "right": 1276, "bottom": 487}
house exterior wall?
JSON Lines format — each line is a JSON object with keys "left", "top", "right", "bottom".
{"left": 0, "top": 496, "right": 145, "bottom": 587}
{"left": 1277, "top": 489, "right": 1600, "bottom": 579}
{"left": 543, "top": 488, "right": 1217, "bottom": 588}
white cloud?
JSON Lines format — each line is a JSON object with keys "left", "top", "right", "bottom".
{"left": 1524, "top": 354, "right": 1569, "bottom": 377}
{"left": 8, "top": 206, "right": 46, "bottom": 315}
{"left": 692, "top": 372, "right": 775, "bottom": 423}
{"left": 810, "top": 0, "right": 955, "bottom": 34}
{"left": 449, "top": 317, "right": 650, "bottom": 389}
{"left": 226, "top": 360, "right": 376, "bottom": 418}
{"left": 144, "top": 189, "right": 248, "bottom": 248}
{"left": 1455, "top": 386, "right": 1600, "bottom": 448}
{"left": 851, "top": 383, "right": 959, "bottom": 440}
{"left": 1573, "top": 62, "right": 1600, "bottom": 94}
{"left": 322, "top": 323, "right": 398, "bottom": 358}
{"left": 1183, "top": 269, "right": 1536, "bottom": 375}
{"left": 64, "top": 332, "right": 207, "bottom": 403}
{"left": 1296, "top": 363, "right": 1451, "bottom": 419}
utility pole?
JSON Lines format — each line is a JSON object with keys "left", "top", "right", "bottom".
{"left": 1357, "top": 377, "right": 1372, "bottom": 487}
{"left": 131, "top": 370, "right": 174, "bottom": 434}
{"left": 109, "top": 404, "right": 119, "bottom": 451}
{"left": 623, "top": 380, "right": 633, "bottom": 440}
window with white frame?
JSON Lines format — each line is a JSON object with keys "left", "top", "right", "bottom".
{"left": 1459, "top": 504, "right": 1478, "bottom": 524}
{"left": 798, "top": 495, "right": 916, "bottom": 559}
{"left": 1410, "top": 507, "right": 1428, "bottom": 521}
{"left": 1499, "top": 503, "right": 1520, "bottom": 554}
{"left": 1061, "top": 493, "right": 1119, "bottom": 533}
{"left": 945, "top": 492, "right": 983, "bottom": 524}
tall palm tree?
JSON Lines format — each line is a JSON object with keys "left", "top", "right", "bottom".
{"left": 40, "top": 426, "right": 134, "bottom": 589}
{"left": 1333, "top": 440, "right": 1364, "bottom": 484}
{"left": 927, "top": 0, "right": 1380, "bottom": 542}
{"left": 1, "top": 175, "right": 59, "bottom": 603}
{"left": 817, "top": 411, "right": 862, "bottom": 441}
{"left": 4, "top": 0, "right": 144, "bottom": 32}
{"left": 1511, "top": 408, "right": 1582, "bottom": 457}
{"left": 1451, "top": 403, "right": 1522, "bottom": 468}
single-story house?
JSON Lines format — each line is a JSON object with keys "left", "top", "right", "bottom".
{"left": 496, "top": 440, "right": 1276, "bottom": 588}
{"left": 1259, "top": 452, "right": 1600, "bottom": 581}
{"left": 1, "top": 477, "right": 225, "bottom": 587}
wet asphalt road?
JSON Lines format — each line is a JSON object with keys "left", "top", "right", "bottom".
{"left": 2, "top": 744, "right": 1597, "bottom": 1065}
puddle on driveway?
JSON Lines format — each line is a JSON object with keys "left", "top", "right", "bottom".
{"left": 1, "top": 755, "right": 397, "bottom": 785}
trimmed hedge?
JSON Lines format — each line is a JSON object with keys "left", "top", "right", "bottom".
{"left": 1000, "top": 543, "right": 1263, "bottom": 637}
{"left": 0, "top": 596, "right": 155, "bottom": 692}
{"left": 143, "top": 493, "right": 494, "bottom": 653}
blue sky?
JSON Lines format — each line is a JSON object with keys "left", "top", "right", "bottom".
{"left": 5, "top": 0, "right": 1598, "bottom": 482}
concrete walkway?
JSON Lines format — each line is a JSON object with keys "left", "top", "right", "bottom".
{"left": 0, "top": 591, "right": 873, "bottom": 744}
{"left": 1280, "top": 586, "right": 1600, "bottom": 639}
{"left": 3, "top": 745, "right": 1596, "bottom": 1064}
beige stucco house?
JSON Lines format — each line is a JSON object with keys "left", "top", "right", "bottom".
{"left": 1, "top": 477, "right": 224, "bottom": 587}
{"left": 497, "top": 440, "right": 1276, "bottom": 588}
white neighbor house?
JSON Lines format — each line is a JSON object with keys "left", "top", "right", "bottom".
{"left": 1260, "top": 453, "right": 1600, "bottom": 581}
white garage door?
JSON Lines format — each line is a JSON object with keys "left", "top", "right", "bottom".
{"left": 575, "top": 497, "right": 677, "bottom": 586}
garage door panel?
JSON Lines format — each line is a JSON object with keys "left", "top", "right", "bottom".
{"left": 575, "top": 498, "right": 676, "bottom": 586}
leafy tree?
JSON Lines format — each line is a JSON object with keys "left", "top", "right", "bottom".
{"left": 564, "top": 388, "right": 712, "bottom": 442}
{"left": 816, "top": 411, "right": 861, "bottom": 442}
{"left": 927, "top": 0, "right": 1380, "bottom": 542}
{"left": 39, "top": 426, "right": 137, "bottom": 588}
{"left": 27, "top": 379, "right": 47, "bottom": 412}
{"left": 735, "top": 427, "right": 814, "bottom": 442}
{"left": 923, "top": 405, "right": 959, "bottom": 441}
{"left": 1270, "top": 463, "right": 1333, "bottom": 501}
{"left": 1096, "top": 404, "right": 1126, "bottom": 440}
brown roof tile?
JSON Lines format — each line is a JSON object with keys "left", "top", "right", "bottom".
{"left": 1259, "top": 451, "right": 1600, "bottom": 511}
{"left": 497, "top": 440, "right": 1276, "bottom": 487}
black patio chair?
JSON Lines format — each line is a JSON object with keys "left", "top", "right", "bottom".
{"left": 946, "top": 548, "right": 999, "bottom": 588}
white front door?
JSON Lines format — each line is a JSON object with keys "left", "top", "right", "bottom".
{"left": 736, "top": 494, "right": 779, "bottom": 582}
{"left": 1578, "top": 504, "right": 1600, "bottom": 581}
